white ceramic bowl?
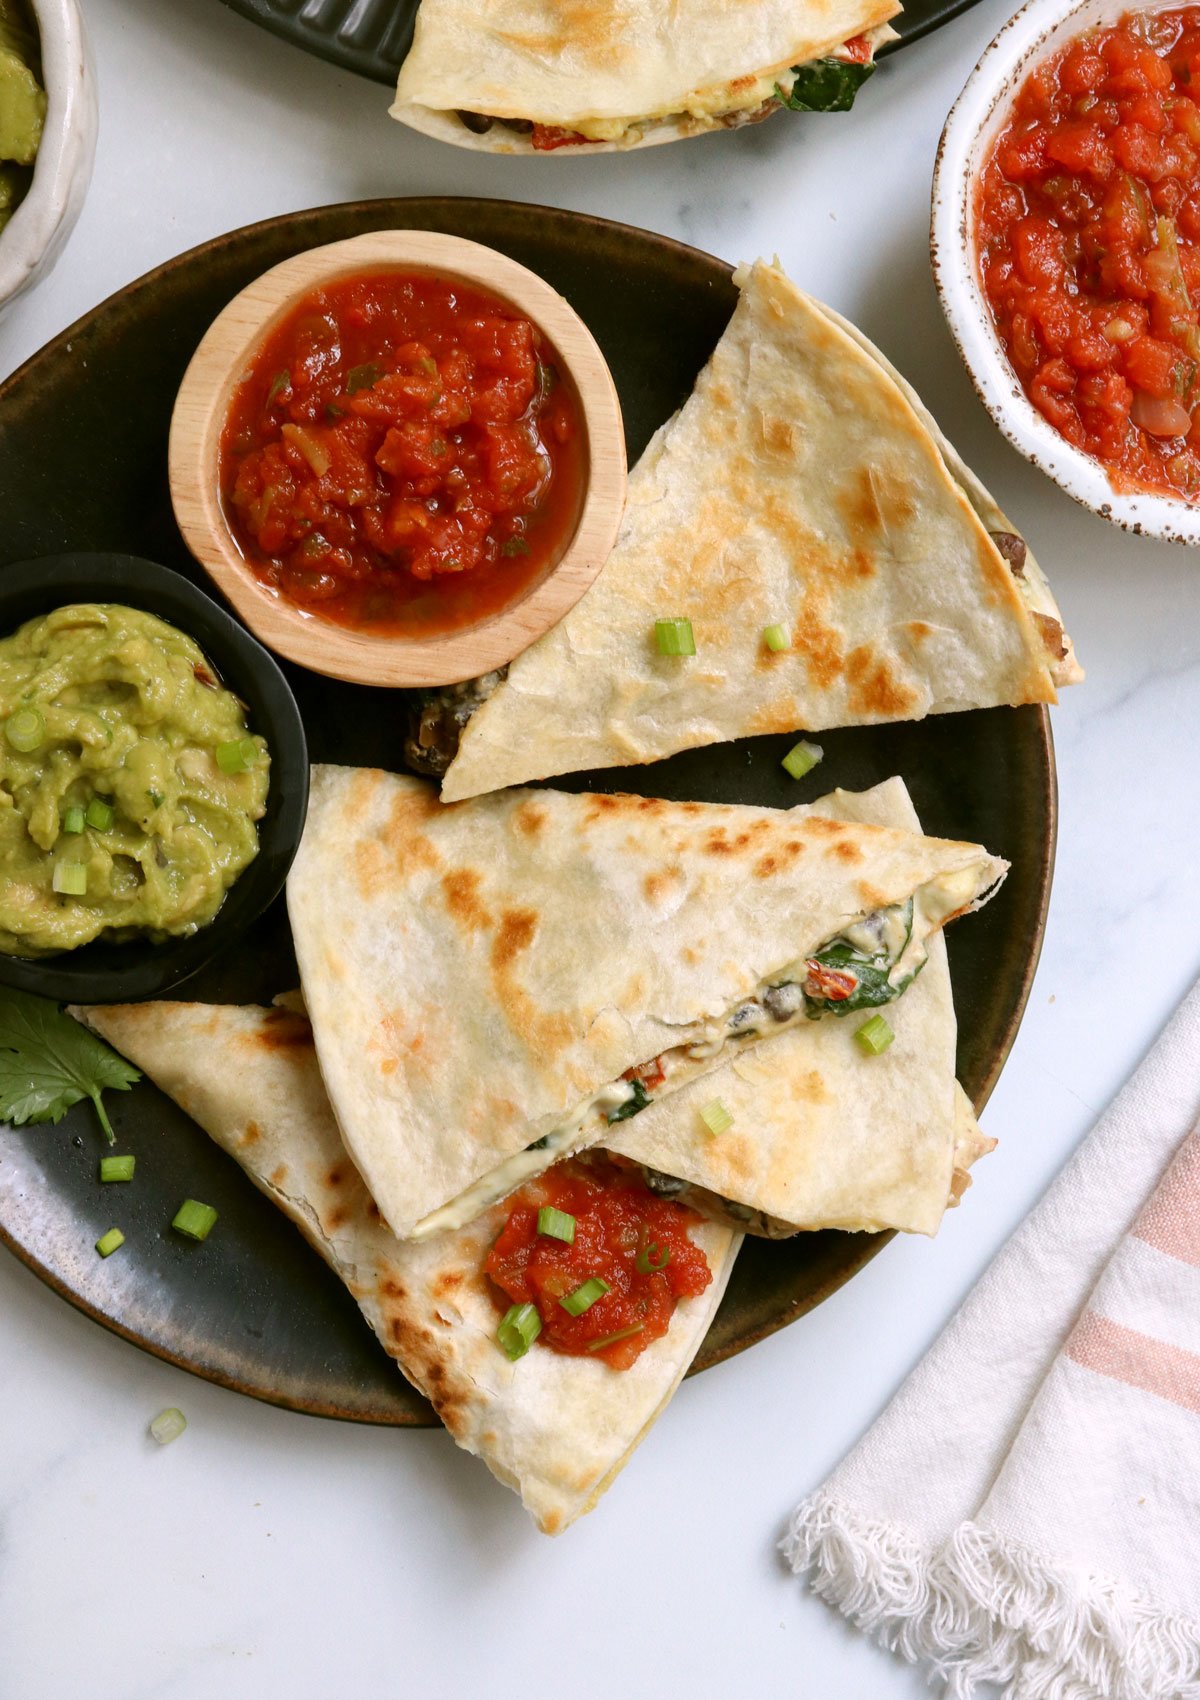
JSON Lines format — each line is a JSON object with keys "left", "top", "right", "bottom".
{"left": 932, "top": 0, "right": 1200, "bottom": 544}
{"left": 0, "top": 0, "right": 97, "bottom": 315}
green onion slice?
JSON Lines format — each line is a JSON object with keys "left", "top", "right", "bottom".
{"left": 267, "top": 369, "right": 290, "bottom": 404}
{"left": 654, "top": 617, "right": 696, "bottom": 657}
{"left": 586, "top": 1323, "right": 646, "bottom": 1352}
{"left": 536, "top": 1206, "right": 576, "bottom": 1244}
{"left": 150, "top": 1407, "right": 188, "bottom": 1446}
{"left": 215, "top": 737, "right": 260, "bottom": 775}
{"left": 61, "top": 805, "right": 85, "bottom": 834}
{"left": 6, "top": 707, "right": 44, "bottom": 752}
{"left": 635, "top": 1240, "right": 670, "bottom": 1275}
{"left": 172, "top": 1199, "right": 218, "bottom": 1242}
{"left": 699, "top": 1098, "right": 733, "bottom": 1135}
{"left": 52, "top": 862, "right": 88, "bottom": 896}
{"left": 855, "top": 1014, "right": 896, "bottom": 1056}
{"left": 95, "top": 1227, "right": 125, "bottom": 1258}
{"left": 763, "top": 623, "right": 791, "bottom": 651}
{"left": 781, "top": 739, "right": 824, "bottom": 780}
{"left": 497, "top": 1301, "right": 542, "bottom": 1361}
{"left": 85, "top": 797, "right": 115, "bottom": 832}
{"left": 100, "top": 1155, "right": 136, "bottom": 1183}
{"left": 345, "top": 361, "right": 382, "bottom": 394}
{"left": 560, "top": 1277, "right": 610, "bottom": 1317}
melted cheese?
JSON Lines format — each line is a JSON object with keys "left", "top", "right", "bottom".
{"left": 409, "top": 1079, "right": 636, "bottom": 1240}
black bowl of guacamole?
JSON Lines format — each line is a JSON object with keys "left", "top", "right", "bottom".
{"left": 0, "top": 552, "right": 308, "bottom": 1001}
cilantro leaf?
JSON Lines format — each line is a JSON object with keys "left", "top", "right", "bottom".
{"left": 0, "top": 990, "right": 140, "bottom": 1145}
{"left": 778, "top": 58, "right": 875, "bottom": 113}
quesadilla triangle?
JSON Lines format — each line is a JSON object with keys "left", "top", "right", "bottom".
{"left": 72, "top": 1000, "right": 739, "bottom": 1536}
{"left": 391, "top": 0, "right": 900, "bottom": 155}
{"left": 286, "top": 764, "right": 1006, "bottom": 1242}
{"left": 422, "top": 259, "right": 1079, "bottom": 804}
{"left": 605, "top": 778, "right": 995, "bottom": 1238}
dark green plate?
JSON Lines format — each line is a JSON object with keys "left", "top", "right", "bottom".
{"left": 0, "top": 199, "right": 1055, "bottom": 1424}
{"left": 218, "top": 0, "right": 980, "bottom": 85}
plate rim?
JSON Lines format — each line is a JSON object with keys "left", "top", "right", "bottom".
{"left": 0, "top": 194, "right": 1058, "bottom": 1424}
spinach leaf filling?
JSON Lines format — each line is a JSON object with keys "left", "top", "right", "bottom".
{"left": 797, "top": 898, "right": 921, "bottom": 1018}
{"left": 777, "top": 58, "right": 876, "bottom": 113}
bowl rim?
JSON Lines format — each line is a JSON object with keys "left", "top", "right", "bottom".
{"left": 931, "top": 0, "right": 1200, "bottom": 545}
{"left": 0, "top": 552, "right": 309, "bottom": 1003}
{"left": 168, "top": 228, "right": 628, "bottom": 686}
{"left": 0, "top": 0, "right": 97, "bottom": 308}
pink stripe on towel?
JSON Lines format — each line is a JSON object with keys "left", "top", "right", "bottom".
{"left": 1132, "top": 1132, "right": 1200, "bottom": 1269}
{"left": 1066, "top": 1312, "right": 1200, "bottom": 1416}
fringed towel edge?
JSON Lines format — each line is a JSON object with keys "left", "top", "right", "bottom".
{"left": 781, "top": 1489, "right": 1200, "bottom": 1700}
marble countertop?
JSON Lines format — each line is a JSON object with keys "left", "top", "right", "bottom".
{"left": 2, "top": 1, "right": 1197, "bottom": 1695}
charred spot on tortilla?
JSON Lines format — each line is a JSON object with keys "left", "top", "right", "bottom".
{"left": 256, "top": 1008, "right": 313, "bottom": 1048}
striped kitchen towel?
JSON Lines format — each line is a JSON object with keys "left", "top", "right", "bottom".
{"left": 783, "top": 983, "right": 1200, "bottom": 1700}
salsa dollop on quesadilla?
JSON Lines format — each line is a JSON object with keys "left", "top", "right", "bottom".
{"left": 487, "top": 1156, "right": 713, "bottom": 1369}
{"left": 221, "top": 271, "right": 584, "bottom": 636}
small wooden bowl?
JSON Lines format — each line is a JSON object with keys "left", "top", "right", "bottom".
{"left": 168, "top": 229, "right": 627, "bottom": 686}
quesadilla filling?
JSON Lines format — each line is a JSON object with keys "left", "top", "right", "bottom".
{"left": 487, "top": 1156, "right": 712, "bottom": 1370}
{"left": 450, "top": 33, "right": 884, "bottom": 150}
{"left": 412, "top": 870, "right": 985, "bottom": 1240}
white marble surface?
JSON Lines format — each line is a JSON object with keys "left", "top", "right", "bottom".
{"left": 1, "top": 2, "right": 1198, "bottom": 1695}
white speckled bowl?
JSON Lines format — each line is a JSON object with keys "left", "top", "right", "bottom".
{"left": 932, "top": 0, "right": 1200, "bottom": 545}
{"left": 0, "top": 0, "right": 96, "bottom": 315}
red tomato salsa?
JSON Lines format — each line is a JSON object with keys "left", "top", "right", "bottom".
{"left": 219, "top": 271, "right": 585, "bottom": 634}
{"left": 976, "top": 7, "right": 1200, "bottom": 498}
{"left": 486, "top": 1158, "right": 713, "bottom": 1370}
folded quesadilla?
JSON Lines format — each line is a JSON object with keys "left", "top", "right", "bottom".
{"left": 74, "top": 999, "right": 739, "bottom": 1535}
{"left": 414, "top": 260, "right": 1079, "bottom": 803}
{"left": 287, "top": 764, "right": 1005, "bottom": 1242}
{"left": 391, "top": 0, "right": 899, "bottom": 154}
{"left": 606, "top": 779, "right": 993, "bottom": 1236}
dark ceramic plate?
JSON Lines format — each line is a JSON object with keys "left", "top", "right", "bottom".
{"left": 0, "top": 199, "right": 1055, "bottom": 1425}
{"left": 218, "top": 0, "right": 981, "bottom": 86}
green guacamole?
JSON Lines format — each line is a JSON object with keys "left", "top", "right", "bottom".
{"left": 0, "top": 604, "right": 270, "bottom": 955}
{"left": 0, "top": 0, "right": 45, "bottom": 237}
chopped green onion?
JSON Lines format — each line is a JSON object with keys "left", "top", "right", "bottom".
{"left": 560, "top": 1277, "right": 610, "bottom": 1317}
{"left": 150, "top": 1407, "right": 188, "bottom": 1446}
{"left": 855, "top": 1014, "right": 895, "bottom": 1056}
{"left": 172, "top": 1199, "right": 218, "bottom": 1242}
{"left": 635, "top": 1240, "right": 670, "bottom": 1275}
{"left": 100, "top": 1155, "right": 136, "bottom": 1183}
{"left": 95, "top": 1227, "right": 125, "bottom": 1258}
{"left": 763, "top": 623, "right": 791, "bottom": 652}
{"left": 52, "top": 862, "right": 88, "bottom": 896}
{"left": 497, "top": 1301, "right": 542, "bottom": 1361}
{"left": 85, "top": 797, "right": 114, "bottom": 832}
{"left": 6, "top": 707, "right": 44, "bottom": 752}
{"left": 781, "top": 739, "right": 823, "bottom": 780}
{"left": 537, "top": 1206, "right": 576, "bottom": 1244}
{"left": 417, "top": 357, "right": 438, "bottom": 377}
{"left": 215, "top": 737, "right": 259, "bottom": 775}
{"left": 586, "top": 1323, "right": 646, "bottom": 1352}
{"left": 61, "top": 805, "right": 85, "bottom": 834}
{"left": 699, "top": 1098, "right": 733, "bottom": 1135}
{"left": 345, "top": 361, "right": 382, "bottom": 394}
{"left": 654, "top": 617, "right": 696, "bottom": 657}
{"left": 267, "top": 368, "right": 290, "bottom": 403}
{"left": 500, "top": 536, "right": 530, "bottom": 556}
